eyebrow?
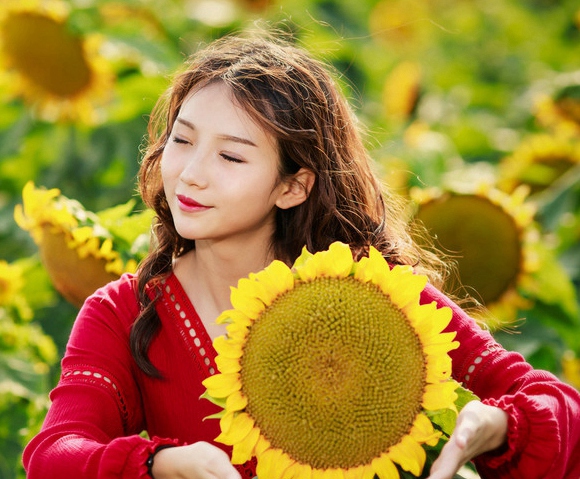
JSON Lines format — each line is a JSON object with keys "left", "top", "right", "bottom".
{"left": 175, "top": 117, "right": 257, "bottom": 147}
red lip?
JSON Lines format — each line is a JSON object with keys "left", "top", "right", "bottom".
{"left": 177, "top": 194, "right": 210, "bottom": 211}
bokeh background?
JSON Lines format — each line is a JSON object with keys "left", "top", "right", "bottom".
{"left": 1, "top": 0, "right": 579, "bottom": 477}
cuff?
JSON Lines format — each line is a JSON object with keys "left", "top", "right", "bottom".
{"left": 100, "top": 435, "right": 181, "bottom": 478}
{"left": 474, "top": 393, "right": 559, "bottom": 479}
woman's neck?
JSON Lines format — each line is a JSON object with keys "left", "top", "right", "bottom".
{"left": 173, "top": 239, "right": 274, "bottom": 340}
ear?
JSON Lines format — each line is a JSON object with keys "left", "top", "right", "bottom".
{"left": 275, "top": 168, "right": 315, "bottom": 210}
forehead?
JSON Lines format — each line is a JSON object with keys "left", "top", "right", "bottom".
{"left": 179, "top": 82, "right": 277, "bottom": 145}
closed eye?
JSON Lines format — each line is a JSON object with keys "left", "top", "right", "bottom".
{"left": 172, "top": 136, "right": 190, "bottom": 145}
{"left": 220, "top": 153, "right": 244, "bottom": 163}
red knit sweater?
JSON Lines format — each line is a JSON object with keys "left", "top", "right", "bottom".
{"left": 23, "top": 273, "right": 580, "bottom": 478}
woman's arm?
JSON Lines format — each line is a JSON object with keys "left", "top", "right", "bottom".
{"left": 421, "top": 283, "right": 580, "bottom": 479}
{"left": 22, "top": 275, "right": 171, "bottom": 478}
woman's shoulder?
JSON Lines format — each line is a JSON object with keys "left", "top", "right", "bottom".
{"left": 78, "top": 273, "right": 141, "bottom": 327}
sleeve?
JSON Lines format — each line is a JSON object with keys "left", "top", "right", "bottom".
{"left": 22, "top": 275, "right": 179, "bottom": 479}
{"left": 420, "top": 283, "right": 580, "bottom": 479}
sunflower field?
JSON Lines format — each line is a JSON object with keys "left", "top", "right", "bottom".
{"left": 1, "top": 0, "right": 579, "bottom": 477}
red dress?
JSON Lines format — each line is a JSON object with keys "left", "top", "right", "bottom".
{"left": 23, "top": 273, "right": 580, "bottom": 478}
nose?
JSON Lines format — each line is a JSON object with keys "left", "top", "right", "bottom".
{"left": 179, "top": 147, "right": 210, "bottom": 188}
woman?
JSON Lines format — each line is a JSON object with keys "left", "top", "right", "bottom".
{"left": 23, "top": 33, "right": 580, "bottom": 479}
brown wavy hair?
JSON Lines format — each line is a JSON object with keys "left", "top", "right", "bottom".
{"left": 132, "top": 32, "right": 447, "bottom": 376}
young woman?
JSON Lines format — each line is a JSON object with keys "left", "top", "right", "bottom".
{"left": 23, "top": 33, "right": 580, "bottom": 479}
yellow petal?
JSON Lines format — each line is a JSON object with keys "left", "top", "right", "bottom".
{"left": 405, "top": 301, "right": 453, "bottom": 337}
{"left": 251, "top": 259, "right": 295, "bottom": 303}
{"left": 213, "top": 335, "right": 243, "bottom": 359}
{"left": 230, "top": 283, "right": 266, "bottom": 317}
{"left": 422, "top": 338, "right": 460, "bottom": 356}
{"left": 409, "top": 413, "right": 442, "bottom": 446}
{"left": 385, "top": 267, "right": 428, "bottom": 308}
{"left": 286, "top": 462, "right": 312, "bottom": 479}
{"left": 254, "top": 435, "right": 271, "bottom": 456}
{"left": 215, "top": 412, "right": 254, "bottom": 446}
{"left": 202, "top": 373, "right": 241, "bottom": 398}
{"left": 425, "top": 353, "right": 452, "bottom": 382}
{"left": 219, "top": 410, "right": 235, "bottom": 434}
{"left": 372, "top": 453, "right": 400, "bottom": 479}
{"left": 388, "top": 434, "right": 426, "bottom": 476}
{"left": 320, "top": 469, "right": 344, "bottom": 479}
{"left": 256, "top": 447, "right": 292, "bottom": 479}
{"left": 231, "top": 426, "right": 260, "bottom": 464}
{"left": 216, "top": 308, "right": 251, "bottom": 327}
{"left": 215, "top": 355, "right": 241, "bottom": 374}
{"left": 292, "top": 245, "right": 314, "bottom": 271}
{"left": 225, "top": 390, "right": 248, "bottom": 411}
{"left": 325, "top": 242, "right": 354, "bottom": 278}
{"left": 422, "top": 381, "right": 459, "bottom": 411}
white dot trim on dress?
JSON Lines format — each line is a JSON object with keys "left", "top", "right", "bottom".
{"left": 463, "top": 346, "right": 497, "bottom": 383}
{"left": 163, "top": 279, "right": 217, "bottom": 376}
{"left": 64, "top": 369, "right": 118, "bottom": 390}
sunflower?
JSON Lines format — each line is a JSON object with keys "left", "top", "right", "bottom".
{"left": 534, "top": 85, "right": 580, "bottom": 139}
{"left": 383, "top": 61, "right": 422, "bottom": 123}
{"left": 0, "top": 259, "right": 24, "bottom": 307}
{"left": 203, "top": 242, "right": 461, "bottom": 478}
{"left": 0, "top": 0, "right": 113, "bottom": 123}
{"left": 498, "top": 134, "right": 580, "bottom": 194}
{"left": 14, "top": 181, "right": 151, "bottom": 307}
{"left": 562, "top": 350, "right": 580, "bottom": 391}
{"left": 369, "top": 0, "right": 433, "bottom": 53}
{"left": 411, "top": 184, "right": 539, "bottom": 327}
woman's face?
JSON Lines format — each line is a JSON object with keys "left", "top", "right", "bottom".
{"left": 161, "top": 82, "right": 289, "bottom": 248}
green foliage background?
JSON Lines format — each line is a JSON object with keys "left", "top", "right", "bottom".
{"left": 1, "top": 0, "right": 579, "bottom": 477}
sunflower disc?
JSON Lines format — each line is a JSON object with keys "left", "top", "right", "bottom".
{"left": 242, "top": 276, "right": 425, "bottom": 469}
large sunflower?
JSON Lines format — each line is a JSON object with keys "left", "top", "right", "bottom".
{"left": 203, "top": 242, "right": 461, "bottom": 478}
{"left": 14, "top": 181, "right": 152, "bottom": 307}
{"left": 411, "top": 184, "right": 538, "bottom": 327}
{"left": 0, "top": 0, "right": 113, "bottom": 123}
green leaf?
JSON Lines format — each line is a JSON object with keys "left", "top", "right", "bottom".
{"left": 523, "top": 243, "right": 579, "bottom": 325}
{"left": 426, "top": 382, "right": 479, "bottom": 437}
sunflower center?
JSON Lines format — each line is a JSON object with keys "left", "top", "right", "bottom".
{"left": 240, "top": 276, "right": 427, "bottom": 469}
{"left": 1, "top": 11, "right": 91, "bottom": 97}
{"left": 416, "top": 195, "right": 521, "bottom": 305}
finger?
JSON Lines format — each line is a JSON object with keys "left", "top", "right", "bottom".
{"left": 427, "top": 440, "right": 464, "bottom": 479}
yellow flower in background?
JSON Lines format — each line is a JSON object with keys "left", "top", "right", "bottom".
{"left": 203, "top": 242, "right": 460, "bottom": 479}
{"left": 534, "top": 87, "right": 580, "bottom": 139}
{"left": 383, "top": 61, "right": 422, "bottom": 123}
{"left": 562, "top": 350, "right": 580, "bottom": 391}
{"left": 498, "top": 134, "right": 580, "bottom": 194}
{"left": 0, "top": 0, "right": 114, "bottom": 123}
{"left": 0, "top": 260, "right": 24, "bottom": 307}
{"left": 0, "top": 260, "right": 22, "bottom": 305}
{"left": 369, "top": 0, "right": 432, "bottom": 52}
{"left": 14, "top": 181, "right": 152, "bottom": 307}
{"left": 411, "top": 184, "right": 539, "bottom": 328}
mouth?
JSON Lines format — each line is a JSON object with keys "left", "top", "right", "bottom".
{"left": 177, "top": 194, "right": 210, "bottom": 211}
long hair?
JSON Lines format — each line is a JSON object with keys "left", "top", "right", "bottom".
{"left": 131, "top": 32, "right": 447, "bottom": 377}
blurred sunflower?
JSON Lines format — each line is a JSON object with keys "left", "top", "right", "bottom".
{"left": 383, "top": 61, "right": 422, "bottom": 123}
{"left": 369, "top": 0, "right": 433, "bottom": 53}
{"left": 203, "top": 242, "right": 461, "bottom": 479}
{"left": 534, "top": 85, "right": 580, "bottom": 139}
{"left": 0, "top": 0, "right": 114, "bottom": 123}
{"left": 498, "top": 134, "right": 580, "bottom": 194}
{"left": 0, "top": 259, "right": 24, "bottom": 307}
{"left": 562, "top": 351, "right": 580, "bottom": 391}
{"left": 411, "top": 184, "right": 539, "bottom": 327}
{"left": 14, "top": 181, "right": 152, "bottom": 308}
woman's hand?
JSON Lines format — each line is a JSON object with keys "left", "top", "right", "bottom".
{"left": 427, "top": 400, "right": 508, "bottom": 479}
{"left": 151, "top": 441, "right": 242, "bottom": 479}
